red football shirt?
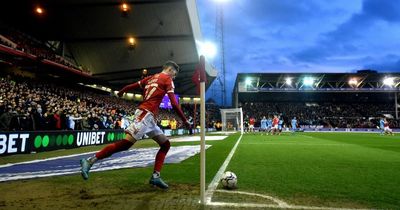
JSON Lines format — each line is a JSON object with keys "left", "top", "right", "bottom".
{"left": 138, "top": 72, "right": 174, "bottom": 115}
{"left": 272, "top": 117, "right": 279, "bottom": 126}
{"left": 249, "top": 118, "right": 255, "bottom": 125}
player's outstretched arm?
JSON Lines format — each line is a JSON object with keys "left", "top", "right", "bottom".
{"left": 167, "top": 92, "right": 189, "bottom": 127}
{"left": 117, "top": 82, "right": 140, "bottom": 97}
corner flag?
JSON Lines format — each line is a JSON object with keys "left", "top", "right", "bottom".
{"left": 192, "top": 55, "right": 207, "bottom": 94}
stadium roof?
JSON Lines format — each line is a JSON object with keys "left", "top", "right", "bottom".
{"left": 0, "top": 0, "right": 216, "bottom": 96}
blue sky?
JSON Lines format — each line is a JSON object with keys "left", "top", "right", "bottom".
{"left": 196, "top": 0, "right": 400, "bottom": 106}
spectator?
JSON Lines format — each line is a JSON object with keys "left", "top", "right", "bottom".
{"left": 0, "top": 106, "right": 13, "bottom": 130}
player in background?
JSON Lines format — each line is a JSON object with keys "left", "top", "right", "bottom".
{"left": 291, "top": 117, "right": 298, "bottom": 135}
{"left": 384, "top": 118, "right": 394, "bottom": 136}
{"left": 278, "top": 117, "right": 284, "bottom": 135}
{"left": 379, "top": 117, "right": 385, "bottom": 135}
{"left": 260, "top": 116, "right": 268, "bottom": 135}
{"left": 243, "top": 117, "right": 249, "bottom": 133}
{"left": 79, "top": 61, "right": 189, "bottom": 189}
{"left": 272, "top": 115, "right": 279, "bottom": 135}
{"left": 249, "top": 116, "right": 256, "bottom": 133}
{"left": 267, "top": 116, "right": 273, "bottom": 135}
{"left": 188, "top": 116, "right": 194, "bottom": 135}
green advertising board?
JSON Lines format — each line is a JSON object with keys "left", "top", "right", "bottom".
{"left": 0, "top": 130, "right": 125, "bottom": 156}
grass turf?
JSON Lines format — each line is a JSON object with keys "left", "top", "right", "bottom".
{"left": 227, "top": 132, "right": 400, "bottom": 209}
{"left": 0, "top": 132, "right": 399, "bottom": 209}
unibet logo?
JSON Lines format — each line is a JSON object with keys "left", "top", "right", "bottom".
{"left": 76, "top": 131, "right": 106, "bottom": 147}
{"left": 0, "top": 133, "right": 29, "bottom": 155}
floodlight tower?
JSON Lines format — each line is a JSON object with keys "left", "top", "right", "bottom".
{"left": 214, "top": 0, "right": 227, "bottom": 106}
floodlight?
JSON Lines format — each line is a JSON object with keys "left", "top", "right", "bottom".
{"left": 348, "top": 78, "right": 358, "bottom": 86}
{"left": 128, "top": 37, "right": 135, "bottom": 45}
{"left": 245, "top": 78, "right": 252, "bottom": 86}
{"left": 121, "top": 3, "right": 129, "bottom": 12}
{"left": 285, "top": 78, "right": 292, "bottom": 85}
{"left": 303, "top": 77, "right": 314, "bottom": 86}
{"left": 383, "top": 77, "right": 395, "bottom": 86}
{"left": 198, "top": 41, "right": 217, "bottom": 59}
{"left": 128, "top": 37, "right": 136, "bottom": 50}
{"left": 35, "top": 6, "right": 44, "bottom": 14}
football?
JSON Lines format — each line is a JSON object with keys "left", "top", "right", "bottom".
{"left": 220, "top": 171, "right": 237, "bottom": 189}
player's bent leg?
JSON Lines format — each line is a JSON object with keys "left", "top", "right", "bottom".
{"left": 149, "top": 134, "right": 170, "bottom": 189}
{"left": 95, "top": 134, "right": 135, "bottom": 158}
{"left": 80, "top": 133, "right": 137, "bottom": 180}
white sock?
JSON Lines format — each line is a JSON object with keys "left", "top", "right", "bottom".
{"left": 88, "top": 156, "right": 97, "bottom": 165}
{"left": 152, "top": 171, "right": 160, "bottom": 178}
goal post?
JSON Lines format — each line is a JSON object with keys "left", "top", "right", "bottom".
{"left": 220, "top": 108, "right": 244, "bottom": 134}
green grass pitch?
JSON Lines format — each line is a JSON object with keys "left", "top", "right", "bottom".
{"left": 0, "top": 132, "right": 399, "bottom": 209}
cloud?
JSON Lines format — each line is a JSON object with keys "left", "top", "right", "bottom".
{"left": 290, "top": 0, "right": 400, "bottom": 66}
{"left": 365, "top": 60, "right": 400, "bottom": 72}
{"left": 234, "top": 0, "right": 354, "bottom": 26}
{"left": 364, "top": 54, "right": 400, "bottom": 72}
{"left": 362, "top": 0, "right": 400, "bottom": 22}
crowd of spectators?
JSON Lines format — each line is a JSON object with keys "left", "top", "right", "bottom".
{"left": 242, "top": 102, "right": 400, "bottom": 128}
{"left": 0, "top": 75, "right": 135, "bottom": 131}
{"left": 0, "top": 75, "right": 219, "bottom": 132}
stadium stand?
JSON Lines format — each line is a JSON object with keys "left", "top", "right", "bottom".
{"left": 0, "top": 74, "right": 134, "bottom": 131}
{"left": 0, "top": 73, "right": 219, "bottom": 131}
{"left": 0, "top": 30, "right": 91, "bottom": 74}
{"left": 236, "top": 73, "right": 400, "bottom": 129}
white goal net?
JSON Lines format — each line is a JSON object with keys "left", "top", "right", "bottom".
{"left": 220, "top": 108, "right": 244, "bottom": 134}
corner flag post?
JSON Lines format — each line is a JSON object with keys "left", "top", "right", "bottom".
{"left": 193, "top": 55, "right": 207, "bottom": 205}
{"left": 200, "top": 75, "right": 206, "bottom": 205}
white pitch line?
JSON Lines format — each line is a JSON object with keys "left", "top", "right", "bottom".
{"left": 206, "top": 134, "right": 243, "bottom": 203}
{"left": 210, "top": 190, "right": 370, "bottom": 210}
{"left": 214, "top": 189, "right": 289, "bottom": 208}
